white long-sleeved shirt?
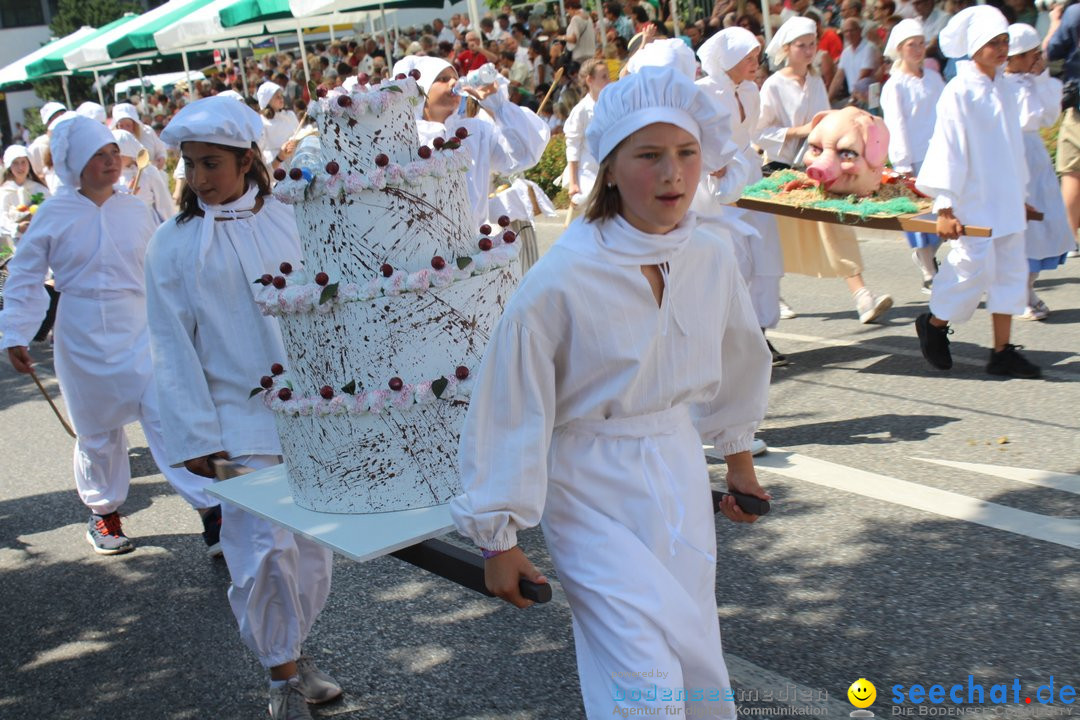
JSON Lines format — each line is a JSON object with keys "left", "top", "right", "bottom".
{"left": 880, "top": 67, "right": 946, "bottom": 173}
{"left": 562, "top": 93, "right": 598, "bottom": 194}
{"left": 261, "top": 110, "right": 300, "bottom": 167}
{"left": 117, "top": 164, "right": 174, "bottom": 224}
{"left": 0, "top": 179, "right": 50, "bottom": 242}
{"left": 756, "top": 71, "right": 829, "bottom": 165}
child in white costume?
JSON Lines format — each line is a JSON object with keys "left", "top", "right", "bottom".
{"left": 145, "top": 97, "right": 339, "bottom": 720}
{"left": 1005, "top": 24, "right": 1076, "bottom": 321}
{"left": 258, "top": 80, "right": 301, "bottom": 173}
{"left": 0, "top": 145, "right": 50, "bottom": 248}
{"left": 112, "top": 102, "right": 168, "bottom": 169}
{"left": 879, "top": 19, "right": 946, "bottom": 292}
{"left": 451, "top": 67, "right": 772, "bottom": 720}
{"left": 0, "top": 115, "right": 216, "bottom": 556}
{"left": 563, "top": 58, "right": 609, "bottom": 212}
{"left": 112, "top": 129, "right": 175, "bottom": 224}
{"left": 915, "top": 6, "right": 1041, "bottom": 379}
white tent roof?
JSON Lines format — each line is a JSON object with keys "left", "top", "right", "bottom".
{"left": 0, "top": 27, "right": 97, "bottom": 86}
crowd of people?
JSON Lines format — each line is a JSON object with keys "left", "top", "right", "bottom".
{"left": 0, "top": 0, "right": 1077, "bottom": 718}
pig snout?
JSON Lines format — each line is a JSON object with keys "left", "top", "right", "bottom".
{"left": 806, "top": 157, "right": 838, "bottom": 185}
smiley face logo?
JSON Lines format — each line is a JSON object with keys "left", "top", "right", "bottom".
{"left": 848, "top": 678, "right": 877, "bottom": 708}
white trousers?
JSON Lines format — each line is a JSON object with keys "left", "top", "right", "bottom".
{"left": 221, "top": 454, "right": 333, "bottom": 668}
{"left": 929, "top": 233, "right": 1028, "bottom": 323}
{"left": 74, "top": 382, "right": 215, "bottom": 515}
{"left": 734, "top": 211, "right": 783, "bottom": 330}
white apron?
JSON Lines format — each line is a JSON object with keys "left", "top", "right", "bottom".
{"left": 543, "top": 404, "right": 736, "bottom": 720}
{"left": 1022, "top": 131, "right": 1075, "bottom": 263}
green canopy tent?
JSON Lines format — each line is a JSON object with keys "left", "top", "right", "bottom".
{"left": 24, "top": 14, "right": 144, "bottom": 82}
{"left": 0, "top": 26, "right": 98, "bottom": 105}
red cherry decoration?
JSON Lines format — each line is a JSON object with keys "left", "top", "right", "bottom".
{"left": 502, "top": 231, "right": 517, "bottom": 244}
{"left": 409, "top": 69, "right": 422, "bottom": 80}
{"left": 497, "top": 215, "right": 511, "bottom": 227}
{"left": 395, "top": 73, "right": 407, "bottom": 80}
{"left": 380, "top": 263, "right": 394, "bottom": 277}
{"left": 337, "top": 94, "right": 352, "bottom": 107}
{"left": 271, "top": 363, "right": 284, "bottom": 375}
{"left": 288, "top": 167, "right": 303, "bottom": 181}
{"left": 272, "top": 276, "right": 286, "bottom": 289}
{"left": 260, "top": 375, "right": 273, "bottom": 389}
{"left": 325, "top": 161, "right": 339, "bottom": 175}
{"left": 279, "top": 262, "right": 293, "bottom": 275}
{"left": 388, "top": 377, "right": 404, "bottom": 391}
{"left": 259, "top": 273, "right": 273, "bottom": 286}
{"left": 479, "top": 223, "right": 492, "bottom": 235}
{"left": 455, "top": 127, "right": 469, "bottom": 140}
{"left": 277, "top": 388, "right": 292, "bottom": 401}
{"left": 478, "top": 238, "right": 493, "bottom": 251}
{"left": 273, "top": 168, "right": 286, "bottom": 181}
{"left": 432, "top": 137, "right": 445, "bottom": 150}
{"left": 316, "top": 86, "right": 328, "bottom": 98}
{"left": 374, "top": 153, "right": 389, "bottom": 167}
{"left": 320, "top": 385, "right": 334, "bottom": 400}
{"left": 357, "top": 72, "right": 370, "bottom": 84}
{"left": 431, "top": 256, "right": 446, "bottom": 270}
{"left": 315, "top": 272, "right": 329, "bottom": 286}
{"left": 455, "top": 365, "right": 470, "bottom": 380}
{"left": 418, "top": 146, "right": 432, "bottom": 159}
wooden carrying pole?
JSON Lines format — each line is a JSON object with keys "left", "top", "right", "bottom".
{"left": 28, "top": 368, "right": 76, "bottom": 438}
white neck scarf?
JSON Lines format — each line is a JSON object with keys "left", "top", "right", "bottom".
{"left": 196, "top": 183, "right": 260, "bottom": 268}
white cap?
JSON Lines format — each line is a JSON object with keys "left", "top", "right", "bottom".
{"left": 217, "top": 89, "right": 245, "bottom": 102}
{"left": 938, "top": 5, "right": 1009, "bottom": 59}
{"left": 3, "top": 145, "right": 29, "bottom": 167}
{"left": 392, "top": 55, "right": 453, "bottom": 93}
{"left": 586, "top": 65, "right": 733, "bottom": 170}
{"left": 765, "top": 16, "right": 817, "bottom": 66}
{"left": 39, "top": 102, "right": 68, "bottom": 130}
{"left": 76, "top": 101, "right": 107, "bottom": 124}
{"left": 160, "top": 95, "right": 264, "bottom": 150}
{"left": 112, "top": 129, "right": 142, "bottom": 159}
{"left": 49, "top": 114, "right": 117, "bottom": 188}
{"left": 625, "top": 38, "right": 698, "bottom": 80}
{"left": 256, "top": 80, "right": 282, "bottom": 110}
{"left": 698, "top": 27, "right": 760, "bottom": 77}
{"left": 884, "top": 18, "right": 925, "bottom": 60}
{"left": 112, "top": 102, "right": 141, "bottom": 124}
{"left": 1007, "top": 23, "right": 1040, "bottom": 57}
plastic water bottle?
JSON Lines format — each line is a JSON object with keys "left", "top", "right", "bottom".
{"left": 455, "top": 63, "right": 499, "bottom": 93}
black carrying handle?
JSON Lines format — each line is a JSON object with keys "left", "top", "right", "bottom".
{"left": 391, "top": 538, "right": 552, "bottom": 603}
{"left": 712, "top": 489, "right": 771, "bottom": 516}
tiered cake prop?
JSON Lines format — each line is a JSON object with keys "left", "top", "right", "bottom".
{"left": 256, "top": 72, "right": 521, "bottom": 513}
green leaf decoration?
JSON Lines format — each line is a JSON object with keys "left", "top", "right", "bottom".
{"left": 308, "top": 81, "right": 318, "bottom": 98}
{"left": 432, "top": 377, "right": 449, "bottom": 399}
{"left": 442, "top": 139, "right": 461, "bottom": 151}
{"left": 456, "top": 256, "right": 472, "bottom": 270}
{"left": 384, "top": 85, "right": 403, "bottom": 93}
{"left": 30, "top": 192, "right": 44, "bottom": 205}
{"left": 341, "top": 380, "right": 356, "bottom": 395}
{"left": 319, "top": 282, "right": 339, "bottom": 305}
{"left": 249, "top": 387, "right": 264, "bottom": 398}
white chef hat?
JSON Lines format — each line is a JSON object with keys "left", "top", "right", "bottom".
{"left": 160, "top": 95, "right": 264, "bottom": 150}
{"left": 391, "top": 55, "right": 453, "bottom": 93}
{"left": 76, "top": 101, "right": 107, "bottom": 124}
{"left": 3, "top": 145, "right": 28, "bottom": 168}
{"left": 49, "top": 114, "right": 117, "bottom": 188}
{"left": 938, "top": 5, "right": 1008, "bottom": 59}
{"left": 766, "top": 16, "right": 817, "bottom": 66}
{"left": 112, "top": 102, "right": 142, "bottom": 124}
{"left": 697, "top": 27, "right": 760, "bottom": 77}
{"left": 625, "top": 38, "right": 698, "bottom": 80}
{"left": 112, "top": 129, "right": 142, "bottom": 159}
{"left": 39, "top": 102, "right": 68, "bottom": 130}
{"left": 1007, "top": 23, "right": 1040, "bottom": 57}
{"left": 586, "top": 65, "right": 732, "bottom": 170}
{"left": 217, "top": 89, "right": 246, "bottom": 102}
{"left": 884, "top": 18, "right": 925, "bottom": 60}
{"left": 257, "top": 80, "right": 282, "bottom": 110}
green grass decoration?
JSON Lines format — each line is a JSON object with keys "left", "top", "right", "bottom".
{"left": 743, "top": 172, "right": 922, "bottom": 218}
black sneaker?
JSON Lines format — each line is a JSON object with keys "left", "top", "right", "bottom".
{"left": 201, "top": 505, "right": 223, "bottom": 558}
{"left": 86, "top": 512, "right": 134, "bottom": 555}
{"left": 915, "top": 312, "right": 953, "bottom": 370}
{"left": 767, "top": 339, "right": 789, "bottom": 367}
{"left": 986, "top": 344, "right": 1041, "bottom": 379}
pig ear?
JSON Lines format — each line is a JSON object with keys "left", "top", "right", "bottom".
{"left": 808, "top": 110, "right": 831, "bottom": 131}
{"left": 862, "top": 117, "right": 890, "bottom": 169}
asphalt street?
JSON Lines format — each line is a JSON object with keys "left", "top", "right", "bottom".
{"left": 2, "top": 216, "right": 1078, "bottom": 720}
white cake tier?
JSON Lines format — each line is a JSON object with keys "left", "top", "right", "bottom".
{"left": 311, "top": 78, "right": 424, "bottom": 172}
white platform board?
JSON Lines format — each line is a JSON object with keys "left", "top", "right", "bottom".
{"left": 206, "top": 464, "right": 456, "bottom": 563}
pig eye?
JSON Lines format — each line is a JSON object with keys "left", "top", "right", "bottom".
{"left": 838, "top": 149, "right": 860, "bottom": 161}
{"left": 808, "top": 144, "right": 823, "bottom": 155}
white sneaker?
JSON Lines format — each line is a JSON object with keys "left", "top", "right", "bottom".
{"left": 854, "top": 288, "right": 893, "bottom": 324}
{"left": 1019, "top": 300, "right": 1049, "bottom": 321}
{"left": 778, "top": 298, "right": 797, "bottom": 319}
{"left": 296, "top": 655, "right": 342, "bottom": 704}
{"left": 1067, "top": 243, "right": 1079, "bottom": 258}
{"left": 269, "top": 678, "right": 314, "bottom": 720}
{"left": 750, "top": 438, "right": 768, "bottom": 456}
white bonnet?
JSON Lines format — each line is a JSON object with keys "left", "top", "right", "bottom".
{"left": 392, "top": 55, "right": 453, "bottom": 93}
{"left": 586, "top": 65, "right": 733, "bottom": 170}
{"left": 49, "top": 114, "right": 117, "bottom": 188}
{"left": 76, "top": 102, "right": 107, "bottom": 124}
{"left": 3, "top": 145, "right": 28, "bottom": 168}
{"left": 884, "top": 18, "right": 925, "bottom": 60}
{"left": 112, "top": 129, "right": 142, "bottom": 159}
{"left": 938, "top": 5, "right": 1009, "bottom": 59}
{"left": 765, "top": 16, "right": 817, "bottom": 66}
{"left": 160, "top": 95, "right": 265, "bottom": 150}
{"left": 217, "top": 89, "right": 245, "bottom": 102}
{"left": 112, "top": 102, "right": 141, "bottom": 124}
{"left": 257, "top": 80, "right": 282, "bottom": 110}
{"left": 39, "top": 102, "right": 67, "bottom": 130}
{"left": 625, "top": 38, "right": 698, "bottom": 80}
{"left": 1007, "top": 23, "right": 1040, "bottom": 57}
{"left": 698, "top": 27, "right": 760, "bottom": 77}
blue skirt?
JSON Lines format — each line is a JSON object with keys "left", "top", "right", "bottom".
{"left": 905, "top": 231, "right": 940, "bottom": 249}
{"left": 1028, "top": 253, "right": 1068, "bottom": 273}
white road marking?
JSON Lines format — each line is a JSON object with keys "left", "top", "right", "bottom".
{"left": 911, "top": 457, "right": 1080, "bottom": 496}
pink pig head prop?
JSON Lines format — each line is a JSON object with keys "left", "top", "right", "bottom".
{"left": 801, "top": 106, "right": 890, "bottom": 197}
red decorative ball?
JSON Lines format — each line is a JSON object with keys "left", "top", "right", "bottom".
{"left": 259, "top": 273, "right": 273, "bottom": 286}
{"left": 316, "top": 86, "right": 328, "bottom": 98}
{"left": 502, "top": 231, "right": 517, "bottom": 244}
{"left": 455, "top": 365, "right": 470, "bottom": 380}
{"left": 380, "top": 263, "right": 394, "bottom": 277}
{"left": 388, "top": 377, "right": 404, "bottom": 391}
{"left": 479, "top": 223, "right": 492, "bottom": 235}
{"left": 315, "top": 272, "right": 329, "bottom": 286}
{"left": 409, "top": 69, "right": 422, "bottom": 80}
{"left": 277, "top": 388, "right": 292, "bottom": 401}
{"left": 497, "top": 215, "right": 511, "bottom": 227}
{"left": 279, "top": 262, "right": 293, "bottom": 275}
{"left": 320, "top": 385, "right": 334, "bottom": 400}
{"left": 357, "top": 72, "right": 370, "bottom": 84}
{"left": 270, "top": 363, "right": 284, "bottom": 376}
{"left": 260, "top": 375, "right": 273, "bottom": 389}
{"left": 431, "top": 256, "right": 446, "bottom": 270}
{"left": 478, "top": 238, "right": 493, "bottom": 251}
{"left": 375, "top": 153, "right": 390, "bottom": 167}
{"left": 395, "top": 72, "right": 407, "bottom": 80}
{"left": 337, "top": 94, "right": 352, "bottom": 107}
{"left": 432, "top": 137, "right": 445, "bottom": 150}
{"left": 273, "top": 168, "right": 286, "bottom": 181}
{"left": 288, "top": 167, "right": 303, "bottom": 181}
{"left": 272, "top": 276, "right": 287, "bottom": 289}
{"left": 418, "top": 146, "right": 432, "bottom": 159}
{"left": 455, "top": 127, "right": 469, "bottom": 140}
{"left": 325, "top": 161, "right": 339, "bottom": 175}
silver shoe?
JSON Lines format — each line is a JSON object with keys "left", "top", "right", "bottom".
{"left": 296, "top": 655, "right": 342, "bottom": 704}
{"left": 268, "top": 678, "right": 314, "bottom": 720}
{"left": 854, "top": 288, "right": 893, "bottom": 324}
